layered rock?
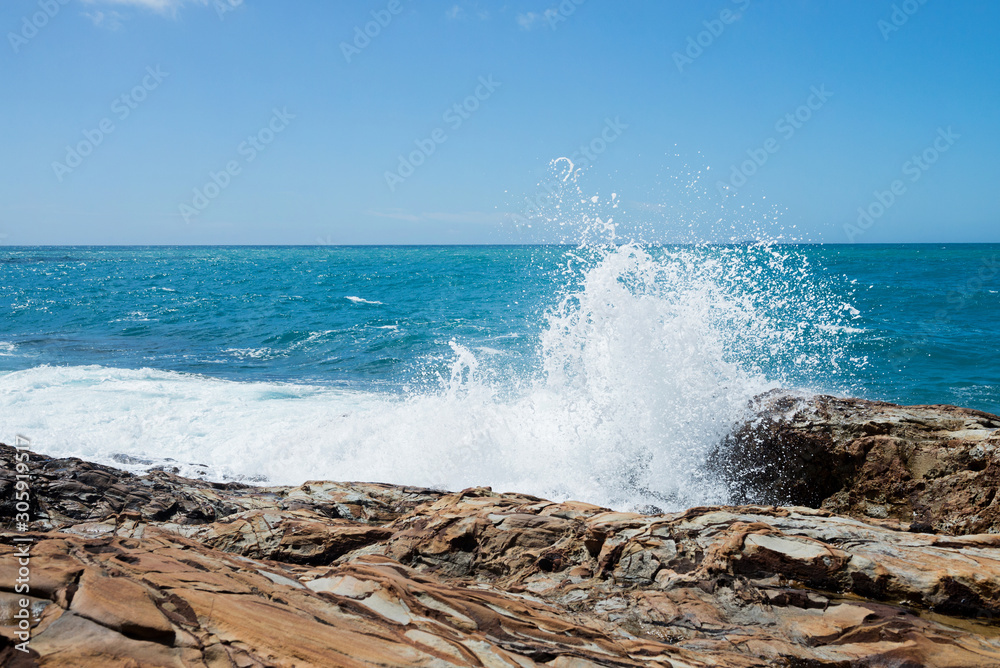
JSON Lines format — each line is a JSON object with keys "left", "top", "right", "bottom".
{"left": 714, "top": 391, "right": 1000, "bottom": 534}
{"left": 2, "top": 395, "right": 1000, "bottom": 667}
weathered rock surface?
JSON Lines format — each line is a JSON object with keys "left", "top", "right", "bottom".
{"left": 0, "top": 447, "right": 442, "bottom": 530}
{"left": 715, "top": 391, "right": 1000, "bottom": 534}
{"left": 3, "top": 395, "right": 1000, "bottom": 666}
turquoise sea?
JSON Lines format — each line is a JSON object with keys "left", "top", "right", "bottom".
{"left": 1, "top": 244, "right": 997, "bottom": 509}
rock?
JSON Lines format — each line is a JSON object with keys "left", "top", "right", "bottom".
{"left": 713, "top": 391, "right": 1000, "bottom": 534}
{"left": 171, "top": 509, "right": 393, "bottom": 565}
{"left": 0, "top": 446, "right": 443, "bottom": 530}
{"left": 4, "top": 393, "right": 1000, "bottom": 666}
{"left": 70, "top": 568, "right": 175, "bottom": 642}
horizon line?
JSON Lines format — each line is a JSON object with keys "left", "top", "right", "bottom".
{"left": 3, "top": 241, "right": 1000, "bottom": 249}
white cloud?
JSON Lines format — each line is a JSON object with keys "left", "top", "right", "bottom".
{"left": 84, "top": 10, "right": 125, "bottom": 29}
{"left": 515, "top": 12, "right": 537, "bottom": 29}
{"left": 446, "top": 2, "right": 490, "bottom": 21}
{"left": 516, "top": 9, "right": 557, "bottom": 30}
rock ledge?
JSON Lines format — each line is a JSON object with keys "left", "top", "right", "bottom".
{"left": 3, "top": 395, "right": 1000, "bottom": 667}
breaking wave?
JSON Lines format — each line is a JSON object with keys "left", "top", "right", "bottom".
{"left": 0, "top": 164, "right": 859, "bottom": 511}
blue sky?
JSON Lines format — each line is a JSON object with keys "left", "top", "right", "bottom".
{"left": 1, "top": 0, "right": 998, "bottom": 244}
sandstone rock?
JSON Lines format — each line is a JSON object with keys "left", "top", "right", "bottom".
{"left": 70, "top": 568, "right": 174, "bottom": 642}
{"left": 170, "top": 509, "right": 393, "bottom": 564}
{"left": 0, "top": 445, "right": 442, "bottom": 531}
{"left": 713, "top": 391, "right": 1000, "bottom": 534}
{"left": 4, "top": 394, "right": 1000, "bottom": 667}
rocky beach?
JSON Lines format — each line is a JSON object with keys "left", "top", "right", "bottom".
{"left": 5, "top": 0, "right": 997, "bottom": 664}
{"left": 3, "top": 393, "right": 1000, "bottom": 667}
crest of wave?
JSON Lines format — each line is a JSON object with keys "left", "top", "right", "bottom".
{"left": 311, "top": 233, "right": 825, "bottom": 510}
{"left": 349, "top": 165, "right": 854, "bottom": 510}
{"left": 0, "top": 244, "right": 832, "bottom": 511}
{"left": 3, "top": 166, "right": 853, "bottom": 512}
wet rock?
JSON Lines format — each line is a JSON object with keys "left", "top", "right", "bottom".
{"left": 0, "top": 445, "right": 443, "bottom": 530}
{"left": 5, "top": 394, "right": 1000, "bottom": 668}
{"left": 714, "top": 391, "right": 1000, "bottom": 534}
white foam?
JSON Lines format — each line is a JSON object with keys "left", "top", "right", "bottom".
{"left": 224, "top": 347, "right": 276, "bottom": 360}
{"left": 0, "top": 365, "right": 380, "bottom": 483}
{"left": 0, "top": 241, "right": 853, "bottom": 511}
{"left": 815, "top": 324, "right": 867, "bottom": 334}
{"left": 345, "top": 296, "right": 383, "bottom": 305}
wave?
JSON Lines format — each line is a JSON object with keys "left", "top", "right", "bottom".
{"left": 0, "top": 239, "right": 854, "bottom": 511}
{"left": 1, "top": 165, "right": 859, "bottom": 509}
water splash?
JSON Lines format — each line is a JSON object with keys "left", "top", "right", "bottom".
{"left": 0, "top": 165, "right": 859, "bottom": 511}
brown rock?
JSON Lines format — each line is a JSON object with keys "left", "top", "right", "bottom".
{"left": 173, "top": 509, "right": 392, "bottom": 564}
{"left": 714, "top": 391, "right": 1000, "bottom": 534}
{"left": 5, "top": 392, "right": 1000, "bottom": 668}
{"left": 70, "top": 569, "right": 174, "bottom": 642}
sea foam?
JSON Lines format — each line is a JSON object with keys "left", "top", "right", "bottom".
{"left": 0, "top": 240, "right": 851, "bottom": 511}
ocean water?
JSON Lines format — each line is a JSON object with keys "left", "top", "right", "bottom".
{"left": 1, "top": 243, "right": 998, "bottom": 510}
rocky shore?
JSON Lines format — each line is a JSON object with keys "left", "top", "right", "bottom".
{"left": 3, "top": 394, "right": 1000, "bottom": 667}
